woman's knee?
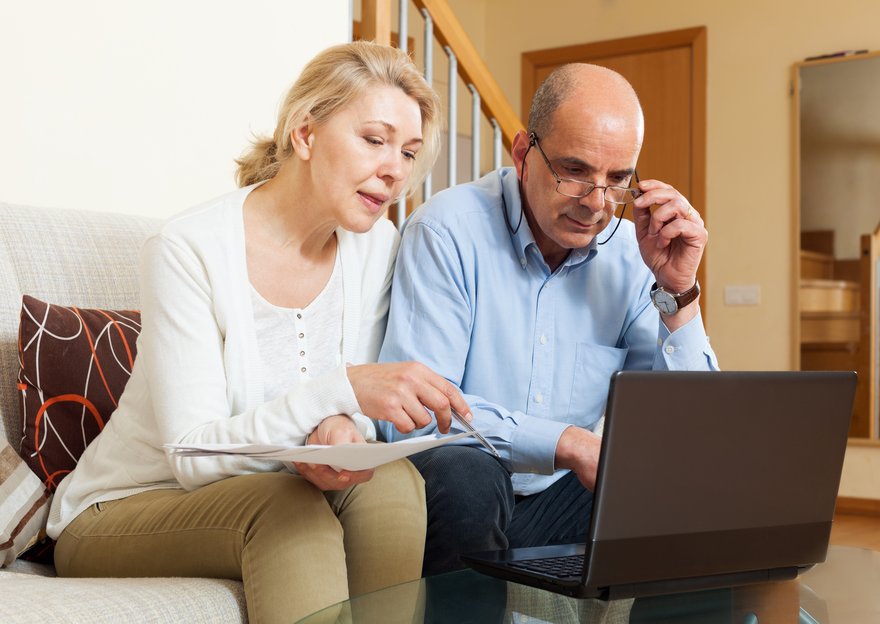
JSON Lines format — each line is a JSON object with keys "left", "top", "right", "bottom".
{"left": 231, "top": 473, "right": 340, "bottom": 538}
{"left": 368, "top": 459, "right": 425, "bottom": 501}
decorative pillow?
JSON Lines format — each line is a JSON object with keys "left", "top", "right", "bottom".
{"left": 0, "top": 439, "right": 50, "bottom": 566}
{"left": 17, "top": 295, "right": 141, "bottom": 492}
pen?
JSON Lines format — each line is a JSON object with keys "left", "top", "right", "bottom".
{"left": 450, "top": 407, "right": 501, "bottom": 458}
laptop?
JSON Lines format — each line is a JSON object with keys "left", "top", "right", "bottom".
{"left": 461, "top": 370, "right": 856, "bottom": 600}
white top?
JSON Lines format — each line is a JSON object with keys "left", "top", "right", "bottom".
{"left": 251, "top": 251, "right": 344, "bottom": 400}
{"left": 48, "top": 184, "right": 399, "bottom": 539}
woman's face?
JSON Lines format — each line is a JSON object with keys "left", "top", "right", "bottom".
{"left": 305, "top": 85, "right": 423, "bottom": 233}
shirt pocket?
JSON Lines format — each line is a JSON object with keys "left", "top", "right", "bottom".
{"left": 567, "top": 343, "right": 629, "bottom": 425}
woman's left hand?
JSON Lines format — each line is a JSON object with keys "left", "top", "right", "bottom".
{"left": 293, "top": 415, "right": 375, "bottom": 491}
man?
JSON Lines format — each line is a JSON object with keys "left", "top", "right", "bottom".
{"left": 379, "top": 64, "right": 720, "bottom": 575}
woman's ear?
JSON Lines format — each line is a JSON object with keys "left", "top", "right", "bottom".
{"left": 290, "top": 115, "right": 315, "bottom": 160}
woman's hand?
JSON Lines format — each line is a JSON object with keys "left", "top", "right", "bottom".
{"left": 293, "top": 415, "right": 374, "bottom": 491}
{"left": 346, "top": 362, "right": 471, "bottom": 434}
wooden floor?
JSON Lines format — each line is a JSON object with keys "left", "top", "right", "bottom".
{"left": 830, "top": 512, "right": 880, "bottom": 551}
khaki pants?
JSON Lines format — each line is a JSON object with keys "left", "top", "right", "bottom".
{"left": 55, "top": 461, "right": 426, "bottom": 624}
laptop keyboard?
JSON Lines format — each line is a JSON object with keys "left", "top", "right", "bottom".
{"left": 509, "top": 554, "right": 584, "bottom": 579}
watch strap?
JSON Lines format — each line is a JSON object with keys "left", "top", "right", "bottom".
{"left": 651, "top": 280, "right": 701, "bottom": 313}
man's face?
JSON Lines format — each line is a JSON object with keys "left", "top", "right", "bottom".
{"left": 514, "top": 98, "right": 642, "bottom": 267}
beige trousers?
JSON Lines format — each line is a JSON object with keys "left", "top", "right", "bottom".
{"left": 55, "top": 461, "right": 426, "bottom": 624}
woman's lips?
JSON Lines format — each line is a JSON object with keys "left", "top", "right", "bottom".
{"left": 358, "top": 191, "right": 388, "bottom": 213}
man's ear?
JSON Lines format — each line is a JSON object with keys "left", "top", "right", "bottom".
{"left": 290, "top": 116, "right": 315, "bottom": 160}
{"left": 511, "top": 130, "right": 531, "bottom": 181}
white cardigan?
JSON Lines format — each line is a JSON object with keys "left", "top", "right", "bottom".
{"left": 48, "top": 184, "right": 400, "bottom": 539}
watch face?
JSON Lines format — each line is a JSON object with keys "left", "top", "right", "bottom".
{"left": 652, "top": 289, "right": 678, "bottom": 315}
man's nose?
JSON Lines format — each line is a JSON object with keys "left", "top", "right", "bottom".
{"left": 578, "top": 186, "right": 606, "bottom": 212}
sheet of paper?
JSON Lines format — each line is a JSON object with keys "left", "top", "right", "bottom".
{"left": 165, "top": 431, "right": 477, "bottom": 471}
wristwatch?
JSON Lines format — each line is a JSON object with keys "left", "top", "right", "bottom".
{"left": 650, "top": 280, "right": 701, "bottom": 315}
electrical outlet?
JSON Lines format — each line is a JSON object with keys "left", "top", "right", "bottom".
{"left": 724, "top": 285, "right": 761, "bottom": 306}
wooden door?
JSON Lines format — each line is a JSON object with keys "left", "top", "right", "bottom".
{"left": 522, "top": 27, "right": 708, "bottom": 321}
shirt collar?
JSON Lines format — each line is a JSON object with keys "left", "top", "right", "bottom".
{"left": 501, "top": 168, "right": 598, "bottom": 270}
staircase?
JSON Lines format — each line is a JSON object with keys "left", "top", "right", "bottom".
{"left": 358, "top": 0, "right": 524, "bottom": 226}
{"left": 800, "top": 250, "right": 860, "bottom": 345}
{"left": 799, "top": 232, "right": 873, "bottom": 438}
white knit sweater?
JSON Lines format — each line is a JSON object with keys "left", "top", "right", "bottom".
{"left": 48, "top": 184, "right": 399, "bottom": 539}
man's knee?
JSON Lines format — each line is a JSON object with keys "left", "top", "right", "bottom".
{"left": 410, "top": 446, "right": 512, "bottom": 524}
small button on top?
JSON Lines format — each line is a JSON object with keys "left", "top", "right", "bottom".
{"left": 535, "top": 393, "right": 544, "bottom": 404}
{"left": 664, "top": 345, "right": 675, "bottom": 354}
{"left": 296, "top": 313, "right": 302, "bottom": 319}
{"left": 539, "top": 335, "right": 548, "bottom": 345}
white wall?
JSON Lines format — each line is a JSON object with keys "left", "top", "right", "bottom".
{"left": 0, "top": 0, "right": 350, "bottom": 218}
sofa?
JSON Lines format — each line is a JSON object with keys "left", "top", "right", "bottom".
{"left": 0, "top": 203, "right": 247, "bottom": 622}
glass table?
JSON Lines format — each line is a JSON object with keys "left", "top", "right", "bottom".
{"left": 297, "top": 546, "right": 880, "bottom": 623}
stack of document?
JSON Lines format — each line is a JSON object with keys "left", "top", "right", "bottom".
{"left": 165, "top": 431, "right": 477, "bottom": 471}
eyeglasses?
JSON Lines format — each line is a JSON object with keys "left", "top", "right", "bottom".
{"left": 527, "top": 133, "right": 641, "bottom": 205}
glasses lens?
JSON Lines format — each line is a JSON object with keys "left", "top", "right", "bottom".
{"left": 556, "top": 179, "right": 594, "bottom": 198}
{"left": 605, "top": 187, "right": 639, "bottom": 205}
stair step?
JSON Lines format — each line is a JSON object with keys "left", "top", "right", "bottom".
{"left": 800, "top": 279, "right": 860, "bottom": 313}
{"left": 800, "top": 311, "right": 860, "bottom": 344}
{"left": 800, "top": 249, "right": 835, "bottom": 280}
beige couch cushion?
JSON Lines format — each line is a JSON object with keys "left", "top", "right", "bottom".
{"left": 0, "top": 573, "right": 247, "bottom": 623}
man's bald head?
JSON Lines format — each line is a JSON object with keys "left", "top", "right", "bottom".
{"left": 527, "top": 64, "right": 644, "bottom": 143}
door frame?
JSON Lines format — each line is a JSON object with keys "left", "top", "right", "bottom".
{"left": 521, "top": 27, "right": 708, "bottom": 322}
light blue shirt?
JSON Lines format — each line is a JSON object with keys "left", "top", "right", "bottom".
{"left": 379, "top": 168, "right": 719, "bottom": 495}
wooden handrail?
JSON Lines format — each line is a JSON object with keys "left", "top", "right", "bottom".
{"left": 359, "top": 0, "right": 522, "bottom": 154}
{"left": 410, "top": 0, "right": 523, "bottom": 152}
{"left": 361, "top": 0, "right": 392, "bottom": 45}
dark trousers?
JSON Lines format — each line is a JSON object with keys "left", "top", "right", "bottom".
{"left": 409, "top": 445, "right": 594, "bottom": 576}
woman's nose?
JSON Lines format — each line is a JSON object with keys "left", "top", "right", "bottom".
{"left": 379, "top": 152, "right": 407, "bottom": 182}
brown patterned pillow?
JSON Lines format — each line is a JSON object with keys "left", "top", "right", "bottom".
{"left": 17, "top": 295, "right": 141, "bottom": 492}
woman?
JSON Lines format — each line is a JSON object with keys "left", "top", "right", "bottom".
{"left": 46, "top": 41, "right": 468, "bottom": 623}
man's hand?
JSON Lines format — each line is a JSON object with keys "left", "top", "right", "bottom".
{"left": 554, "top": 426, "right": 602, "bottom": 491}
{"left": 346, "top": 362, "right": 472, "bottom": 435}
{"left": 632, "top": 179, "right": 707, "bottom": 329}
{"left": 293, "top": 415, "right": 374, "bottom": 491}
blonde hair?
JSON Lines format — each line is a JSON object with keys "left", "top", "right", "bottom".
{"left": 236, "top": 41, "right": 441, "bottom": 197}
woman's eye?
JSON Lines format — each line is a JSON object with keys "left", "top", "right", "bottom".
{"left": 402, "top": 150, "right": 416, "bottom": 161}
{"left": 365, "top": 136, "right": 383, "bottom": 146}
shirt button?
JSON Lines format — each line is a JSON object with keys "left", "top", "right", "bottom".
{"left": 301, "top": 367, "right": 307, "bottom": 373}
{"left": 535, "top": 393, "right": 544, "bottom": 404}
{"left": 520, "top": 257, "right": 526, "bottom": 268}
{"left": 539, "top": 335, "right": 548, "bottom": 345}
{"left": 664, "top": 345, "right": 675, "bottom": 354}
{"left": 296, "top": 313, "right": 302, "bottom": 319}
{"left": 298, "top": 333, "right": 304, "bottom": 339}
{"left": 657, "top": 338, "right": 663, "bottom": 347}
{"left": 299, "top": 351, "right": 305, "bottom": 357}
